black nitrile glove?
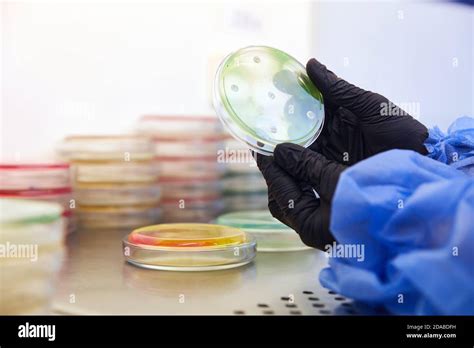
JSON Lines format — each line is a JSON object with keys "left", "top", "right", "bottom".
{"left": 257, "top": 58, "right": 429, "bottom": 250}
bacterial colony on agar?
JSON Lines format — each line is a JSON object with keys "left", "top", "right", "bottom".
{"left": 214, "top": 46, "right": 325, "bottom": 156}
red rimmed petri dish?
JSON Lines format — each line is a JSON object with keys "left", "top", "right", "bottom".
{"left": 0, "top": 163, "right": 71, "bottom": 191}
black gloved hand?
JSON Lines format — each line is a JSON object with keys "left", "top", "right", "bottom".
{"left": 257, "top": 58, "right": 429, "bottom": 250}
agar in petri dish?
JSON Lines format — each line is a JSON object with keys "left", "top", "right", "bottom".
{"left": 128, "top": 223, "right": 245, "bottom": 247}
{"left": 216, "top": 210, "right": 289, "bottom": 230}
{"left": 213, "top": 46, "right": 325, "bottom": 156}
{"left": 0, "top": 198, "right": 63, "bottom": 225}
{"left": 123, "top": 223, "right": 256, "bottom": 271}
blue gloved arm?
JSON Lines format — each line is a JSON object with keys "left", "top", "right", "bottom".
{"left": 320, "top": 149, "right": 474, "bottom": 315}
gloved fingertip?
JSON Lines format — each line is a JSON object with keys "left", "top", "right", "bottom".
{"left": 306, "top": 58, "right": 329, "bottom": 90}
{"left": 273, "top": 142, "right": 305, "bottom": 167}
{"left": 306, "top": 58, "right": 324, "bottom": 71}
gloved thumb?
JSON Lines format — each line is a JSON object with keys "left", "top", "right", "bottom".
{"left": 273, "top": 142, "right": 346, "bottom": 202}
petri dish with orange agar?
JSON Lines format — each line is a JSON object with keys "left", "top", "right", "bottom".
{"left": 123, "top": 223, "right": 256, "bottom": 271}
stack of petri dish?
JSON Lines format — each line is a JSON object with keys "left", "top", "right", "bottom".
{"left": 0, "top": 163, "right": 75, "bottom": 233}
{"left": 0, "top": 198, "right": 65, "bottom": 314}
{"left": 123, "top": 223, "right": 256, "bottom": 271}
{"left": 216, "top": 210, "right": 310, "bottom": 252}
{"left": 57, "top": 135, "right": 161, "bottom": 230}
{"left": 136, "top": 115, "right": 226, "bottom": 223}
{"left": 221, "top": 137, "right": 268, "bottom": 212}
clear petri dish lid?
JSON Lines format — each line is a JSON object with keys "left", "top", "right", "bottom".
{"left": 214, "top": 46, "right": 325, "bottom": 156}
{"left": 216, "top": 210, "right": 291, "bottom": 231}
{"left": 128, "top": 223, "right": 246, "bottom": 248}
{"left": 0, "top": 198, "right": 63, "bottom": 225}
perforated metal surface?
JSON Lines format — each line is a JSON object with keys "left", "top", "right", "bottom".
{"left": 53, "top": 228, "right": 364, "bottom": 315}
{"left": 230, "top": 290, "right": 360, "bottom": 316}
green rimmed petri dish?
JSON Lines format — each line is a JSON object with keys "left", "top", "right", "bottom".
{"left": 216, "top": 210, "right": 311, "bottom": 252}
{"left": 214, "top": 46, "right": 324, "bottom": 156}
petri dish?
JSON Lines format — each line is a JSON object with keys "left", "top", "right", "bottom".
{"left": 216, "top": 210, "right": 310, "bottom": 252}
{"left": 123, "top": 223, "right": 256, "bottom": 271}
{"left": 0, "top": 188, "right": 73, "bottom": 215}
{"left": 161, "top": 197, "right": 225, "bottom": 223}
{"left": 0, "top": 198, "right": 63, "bottom": 226}
{"left": 77, "top": 205, "right": 161, "bottom": 230}
{"left": 1, "top": 250, "right": 64, "bottom": 314}
{"left": 74, "top": 182, "right": 161, "bottom": 206}
{"left": 0, "top": 163, "right": 70, "bottom": 190}
{"left": 0, "top": 198, "right": 65, "bottom": 314}
{"left": 153, "top": 135, "right": 225, "bottom": 159}
{"left": 223, "top": 194, "right": 268, "bottom": 212}
{"left": 57, "top": 135, "right": 155, "bottom": 162}
{"left": 0, "top": 190, "right": 75, "bottom": 234}
{"left": 222, "top": 173, "right": 267, "bottom": 195}
{"left": 157, "top": 157, "right": 225, "bottom": 180}
{"left": 214, "top": 46, "right": 324, "bottom": 156}
{"left": 72, "top": 161, "right": 159, "bottom": 184}
{"left": 222, "top": 138, "right": 260, "bottom": 174}
{"left": 159, "top": 177, "right": 223, "bottom": 200}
